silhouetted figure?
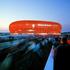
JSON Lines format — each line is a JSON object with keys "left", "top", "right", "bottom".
{"left": 54, "top": 35, "right": 70, "bottom": 70}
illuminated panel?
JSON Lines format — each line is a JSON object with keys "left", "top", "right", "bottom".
{"left": 9, "top": 20, "right": 62, "bottom": 35}
{"left": 67, "top": 40, "right": 70, "bottom": 44}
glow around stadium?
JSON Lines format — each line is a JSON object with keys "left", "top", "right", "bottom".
{"left": 9, "top": 20, "right": 62, "bottom": 35}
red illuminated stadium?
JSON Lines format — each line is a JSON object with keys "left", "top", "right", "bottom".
{"left": 9, "top": 20, "right": 62, "bottom": 35}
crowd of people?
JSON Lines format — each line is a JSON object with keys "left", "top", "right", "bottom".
{"left": 0, "top": 34, "right": 70, "bottom": 70}
{"left": 54, "top": 35, "right": 70, "bottom": 70}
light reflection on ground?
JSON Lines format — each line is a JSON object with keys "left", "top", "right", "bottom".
{"left": 44, "top": 48, "right": 53, "bottom": 70}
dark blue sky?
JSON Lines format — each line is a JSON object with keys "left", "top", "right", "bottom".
{"left": 0, "top": 0, "right": 70, "bottom": 32}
